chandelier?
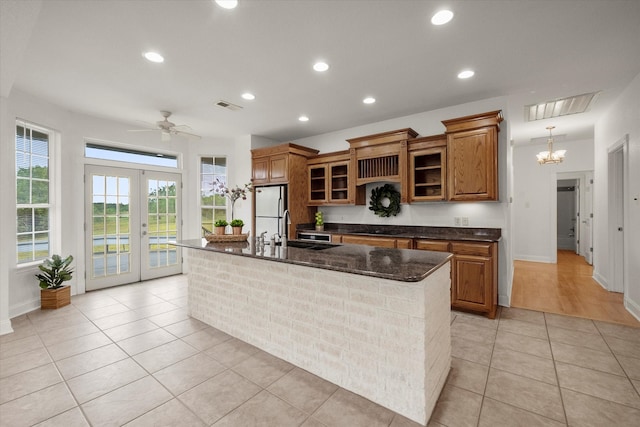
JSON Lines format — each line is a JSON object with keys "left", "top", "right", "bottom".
{"left": 536, "top": 126, "right": 566, "bottom": 165}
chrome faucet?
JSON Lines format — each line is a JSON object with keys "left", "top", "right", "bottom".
{"left": 281, "top": 209, "right": 291, "bottom": 247}
{"left": 258, "top": 231, "right": 268, "bottom": 246}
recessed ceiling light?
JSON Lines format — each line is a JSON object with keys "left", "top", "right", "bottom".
{"left": 143, "top": 51, "right": 164, "bottom": 63}
{"left": 363, "top": 97, "right": 376, "bottom": 104}
{"left": 457, "top": 70, "right": 475, "bottom": 79}
{"left": 431, "top": 10, "right": 454, "bottom": 25}
{"left": 313, "top": 62, "right": 329, "bottom": 72}
{"left": 298, "top": 115, "right": 309, "bottom": 122}
{"left": 241, "top": 93, "right": 255, "bottom": 100}
{"left": 215, "top": 0, "right": 238, "bottom": 9}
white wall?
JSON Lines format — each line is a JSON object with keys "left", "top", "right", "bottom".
{"left": 594, "top": 72, "right": 640, "bottom": 320}
{"left": 294, "top": 96, "right": 514, "bottom": 307}
{"left": 0, "top": 89, "right": 246, "bottom": 325}
{"left": 512, "top": 138, "right": 594, "bottom": 262}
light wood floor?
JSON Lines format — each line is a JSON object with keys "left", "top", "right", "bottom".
{"left": 511, "top": 250, "right": 640, "bottom": 327}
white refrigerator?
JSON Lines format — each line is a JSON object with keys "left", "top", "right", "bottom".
{"left": 254, "top": 185, "right": 287, "bottom": 241}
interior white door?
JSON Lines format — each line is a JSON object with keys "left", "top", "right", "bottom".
{"left": 85, "top": 166, "right": 182, "bottom": 290}
{"left": 574, "top": 182, "right": 580, "bottom": 254}
{"left": 609, "top": 148, "right": 624, "bottom": 293}
{"left": 582, "top": 174, "right": 593, "bottom": 265}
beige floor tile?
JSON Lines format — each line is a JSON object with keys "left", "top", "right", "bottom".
{"left": 33, "top": 407, "right": 90, "bottom": 427}
{"left": 133, "top": 301, "right": 180, "bottom": 318}
{"left": 29, "top": 310, "right": 88, "bottom": 333}
{"left": 494, "top": 330, "right": 552, "bottom": 359}
{"left": 451, "top": 335, "right": 494, "bottom": 366}
{"left": 0, "top": 382, "right": 77, "bottom": 427}
{"left": 389, "top": 413, "right": 425, "bottom": 427}
{"left": 0, "top": 334, "right": 44, "bottom": 359}
{"left": 116, "top": 295, "right": 167, "bottom": 310}
{"left": 0, "top": 323, "right": 37, "bottom": 345}
{"left": 498, "top": 318, "right": 548, "bottom": 340}
{"left": 133, "top": 339, "right": 198, "bottom": 373}
{"left": 178, "top": 370, "right": 261, "bottom": 425}
{"left": 490, "top": 348, "right": 557, "bottom": 385}
{"left": 123, "top": 398, "right": 205, "bottom": 427}
{"left": 153, "top": 353, "right": 226, "bottom": 395}
{"left": 147, "top": 308, "right": 190, "bottom": 327}
{"left": 81, "top": 303, "right": 131, "bottom": 321}
{"left": 451, "top": 320, "right": 497, "bottom": 344}
{"left": 204, "top": 337, "right": 261, "bottom": 367}
{"left": 0, "top": 346, "right": 52, "bottom": 378}
{"left": 547, "top": 326, "right": 610, "bottom": 353}
{"left": 312, "top": 388, "right": 396, "bottom": 427}
{"left": 594, "top": 321, "right": 640, "bottom": 342}
{"left": 429, "top": 384, "right": 483, "bottom": 427}
{"left": 213, "top": 390, "right": 308, "bottom": 426}
{"left": 604, "top": 335, "right": 640, "bottom": 358}
{"left": 116, "top": 328, "right": 176, "bottom": 356}
{"left": 162, "top": 317, "right": 209, "bottom": 338}
{"left": 38, "top": 321, "right": 100, "bottom": 346}
{"left": 72, "top": 293, "right": 121, "bottom": 312}
{"left": 617, "top": 355, "right": 640, "bottom": 380}
{"left": 478, "top": 397, "right": 566, "bottom": 427}
{"left": 485, "top": 368, "right": 565, "bottom": 422}
{"left": 67, "top": 358, "right": 147, "bottom": 404}
{"left": 561, "top": 388, "right": 640, "bottom": 427}
{"left": 499, "top": 307, "right": 546, "bottom": 325}
{"left": 81, "top": 376, "right": 171, "bottom": 426}
{"left": 181, "top": 327, "right": 233, "bottom": 351}
{"left": 452, "top": 312, "right": 500, "bottom": 330}
{"left": 0, "top": 363, "right": 62, "bottom": 404}
{"left": 550, "top": 341, "right": 625, "bottom": 376}
{"left": 544, "top": 312, "right": 599, "bottom": 334}
{"left": 55, "top": 343, "right": 128, "bottom": 379}
{"left": 555, "top": 361, "right": 640, "bottom": 409}
{"left": 267, "top": 367, "right": 339, "bottom": 413}
{"left": 167, "top": 296, "right": 189, "bottom": 307}
{"left": 445, "top": 357, "right": 489, "bottom": 394}
{"left": 92, "top": 310, "right": 147, "bottom": 330}
{"left": 102, "top": 318, "right": 159, "bottom": 342}
{"left": 232, "top": 350, "right": 295, "bottom": 388}
{"left": 46, "top": 331, "right": 112, "bottom": 361}
{"left": 633, "top": 379, "right": 640, "bottom": 394}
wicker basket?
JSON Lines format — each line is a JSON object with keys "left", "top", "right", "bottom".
{"left": 204, "top": 233, "right": 249, "bottom": 243}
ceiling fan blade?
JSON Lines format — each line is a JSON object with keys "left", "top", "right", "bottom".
{"left": 172, "top": 124, "right": 193, "bottom": 131}
{"left": 127, "top": 128, "right": 160, "bottom": 133}
{"left": 173, "top": 130, "right": 201, "bottom": 140}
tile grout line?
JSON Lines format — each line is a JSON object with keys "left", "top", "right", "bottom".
{"left": 545, "top": 312, "right": 570, "bottom": 426}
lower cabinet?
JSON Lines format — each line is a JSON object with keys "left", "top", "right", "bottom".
{"left": 415, "top": 239, "right": 498, "bottom": 319}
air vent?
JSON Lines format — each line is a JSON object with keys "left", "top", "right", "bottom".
{"left": 215, "top": 100, "right": 243, "bottom": 111}
{"left": 525, "top": 91, "right": 600, "bottom": 122}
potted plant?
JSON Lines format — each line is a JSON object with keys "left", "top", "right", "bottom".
{"left": 214, "top": 219, "right": 228, "bottom": 235}
{"left": 36, "top": 254, "right": 73, "bottom": 309}
{"left": 230, "top": 219, "right": 244, "bottom": 235}
{"left": 315, "top": 211, "right": 324, "bottom": 232}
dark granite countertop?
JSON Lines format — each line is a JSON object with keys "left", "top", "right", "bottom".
{"left": 297, "top": 223, "right": 501, "bottom": 242}
{"left": 173, "top": 239, "right": 452, "bottom": 283}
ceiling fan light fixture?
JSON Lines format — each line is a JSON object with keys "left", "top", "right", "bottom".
{"left": 143, "top": 51, "right": 164, "bottom": 63}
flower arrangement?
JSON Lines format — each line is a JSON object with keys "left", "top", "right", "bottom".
{"left": 214, "top": 179, "right": 258, "bottom": 219}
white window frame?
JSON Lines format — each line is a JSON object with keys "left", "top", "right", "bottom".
{"left": 199, "top": 156, "right": 228, "bottom": 234}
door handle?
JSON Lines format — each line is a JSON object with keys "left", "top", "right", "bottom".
{"left": 142, "top": 231, "right": 147, "bottom": 236}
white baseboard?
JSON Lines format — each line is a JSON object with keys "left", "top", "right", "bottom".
{"left": 624, "top": 297, "right": 640, "bottom": 323}
{"left": 10, "top": 299, "right": 40, "bottom": 319}
{"left": 593, "top": 271, "right": 608, "bottom": 290}
{"left": 0, "top": 318, "right": 14, "bottom": 336}
{"left": 513, "top": 254, "right": 554, "bottom": 263}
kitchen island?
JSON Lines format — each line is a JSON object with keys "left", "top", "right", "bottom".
{"left": 174, "top": 239, "right": 452, "bottom": 425}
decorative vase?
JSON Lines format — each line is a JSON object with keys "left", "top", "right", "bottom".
{"left": 315, "top": 224, "right": 324, "bottom": 232}
{"left": 214, "top": 226, "right": 226, "bottom": 235}
{"left": 41, "top": 286, "right": 71, "bottom": 309}
{"left": 232, "top": 226, "right": 243, "bottom": 235}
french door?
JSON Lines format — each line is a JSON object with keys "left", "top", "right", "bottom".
{"left": 85, "top": 165, "right": 181, "bottom": 291}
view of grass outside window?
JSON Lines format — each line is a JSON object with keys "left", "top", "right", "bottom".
{"left": 147, "top": 179, "right": 178, "bottom": 268}
{"left": 16, "top": 121, "right": 51, "bottom": 264}
{"left": 200, "top": 157, "right": 227, "bottom": 233}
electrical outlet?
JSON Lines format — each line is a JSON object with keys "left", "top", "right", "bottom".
{"left": 462, "top": 217, "right": 469, "bottom": 226}
{"left": 454, "top": 217, "right": 461, "bottom": 226}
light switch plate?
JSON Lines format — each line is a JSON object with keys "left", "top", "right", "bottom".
{"left": 454, "top": 217, "right": 461, "bottom": 226}
{"left": 462, "top": 217, "right": 469, "bottom": 226}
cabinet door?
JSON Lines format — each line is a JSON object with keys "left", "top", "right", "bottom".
{"left": 451, "top": 254, "right": 492, "bottom": 314}
{"left": 396, "top": 238, "right": 413, "bottom": 249}
{"left": 414, "top": 240, "right": 450, "bottom": 252}
{"left": 410, "top": 147, "right": 446, "bottom": 202}
{"left": 447, "top": 127, "right": 497, "bottom": 201}
{"left": 341, "top": 235, "right": 396, "bottom": 248}
{"left": 269, "top": 154, "right": 288, "bottom": 183}
{"left": 329, "top": 161, "right": 350, "bottom": 204}
{"left": 308, "top": 165, "right": 328, "bottom": 204}
{"left": 252, "top": 157, "right": 269, "bottom": 185}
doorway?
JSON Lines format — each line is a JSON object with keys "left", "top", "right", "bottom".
{"left": 85, "top": 165, "right": 182, "bottom": 291}
{"left": 557, "top": 179, "right": 578, "bottom": 252}
{"left": 608, "top": 141, "right": 626, "bottom": 294}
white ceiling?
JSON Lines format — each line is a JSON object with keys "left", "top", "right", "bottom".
{"left": 2, "top": 0, "right": 640, "bottom": 146}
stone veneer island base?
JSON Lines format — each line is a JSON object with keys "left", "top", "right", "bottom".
{"left": 185, "top": 246, "right": 451, "bottom": 426}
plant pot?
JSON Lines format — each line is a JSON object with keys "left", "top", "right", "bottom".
{"left": 315, "top": 225, "right": 324, "bottom": 232}
{"left": 41, "top": 285, "right": 71, "bottom": 310}
{"left": 214, "top": 226, "right": 226, "bottom": 235}
{"left": 232, "top": 226, "right": 243, "bottom": 235}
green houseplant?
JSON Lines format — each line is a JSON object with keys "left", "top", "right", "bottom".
{"left": 315, "top": 211, "right": 324, "bottom": 231}
{"left": 230, "top": 219, "right": 244, "bottom": 235}
{"left": 214, "top": 219, "right": 228, "bottom": 235}
{"left": 36, "top": 254, "right": 73, "bottom": 309}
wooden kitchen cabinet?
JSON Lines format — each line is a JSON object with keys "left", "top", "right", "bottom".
{"left": 341, "top": 234, "right": 413, "bottom": 249}
{"left": 442, "top": 111, "right": 502, "bottom": 201}
{"left": 414, "top": 239, "right": 498, "bottom": 318}
{"left": 307, "top": 151, "right": 365, "bottom": 205}
{"left": 408, "top": 135, "right": 447, "bottom": 202}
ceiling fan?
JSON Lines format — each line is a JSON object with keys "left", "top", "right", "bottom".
{"left": 129, "top": 111, "right": 201, "bottom": 141}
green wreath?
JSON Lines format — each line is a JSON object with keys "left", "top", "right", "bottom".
{"left": 369, "top": 184, "right": 401, "bottom": 217}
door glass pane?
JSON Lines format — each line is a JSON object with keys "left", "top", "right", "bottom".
{"left": 147, "top": 179, "right": 178, "bottom": 269}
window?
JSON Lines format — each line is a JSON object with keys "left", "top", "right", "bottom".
{"left": 85, "top": 143, "right": 178, "bottom": 168}
{"left": 16, "top": 121, "right": 51, "bottom": 264}
{"left": 200, "top": 157, "right": 227, "bottom": 233}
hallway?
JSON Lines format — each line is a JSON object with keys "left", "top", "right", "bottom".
{"left": 511, "top": 250, "right": 639, "bottom": 327}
